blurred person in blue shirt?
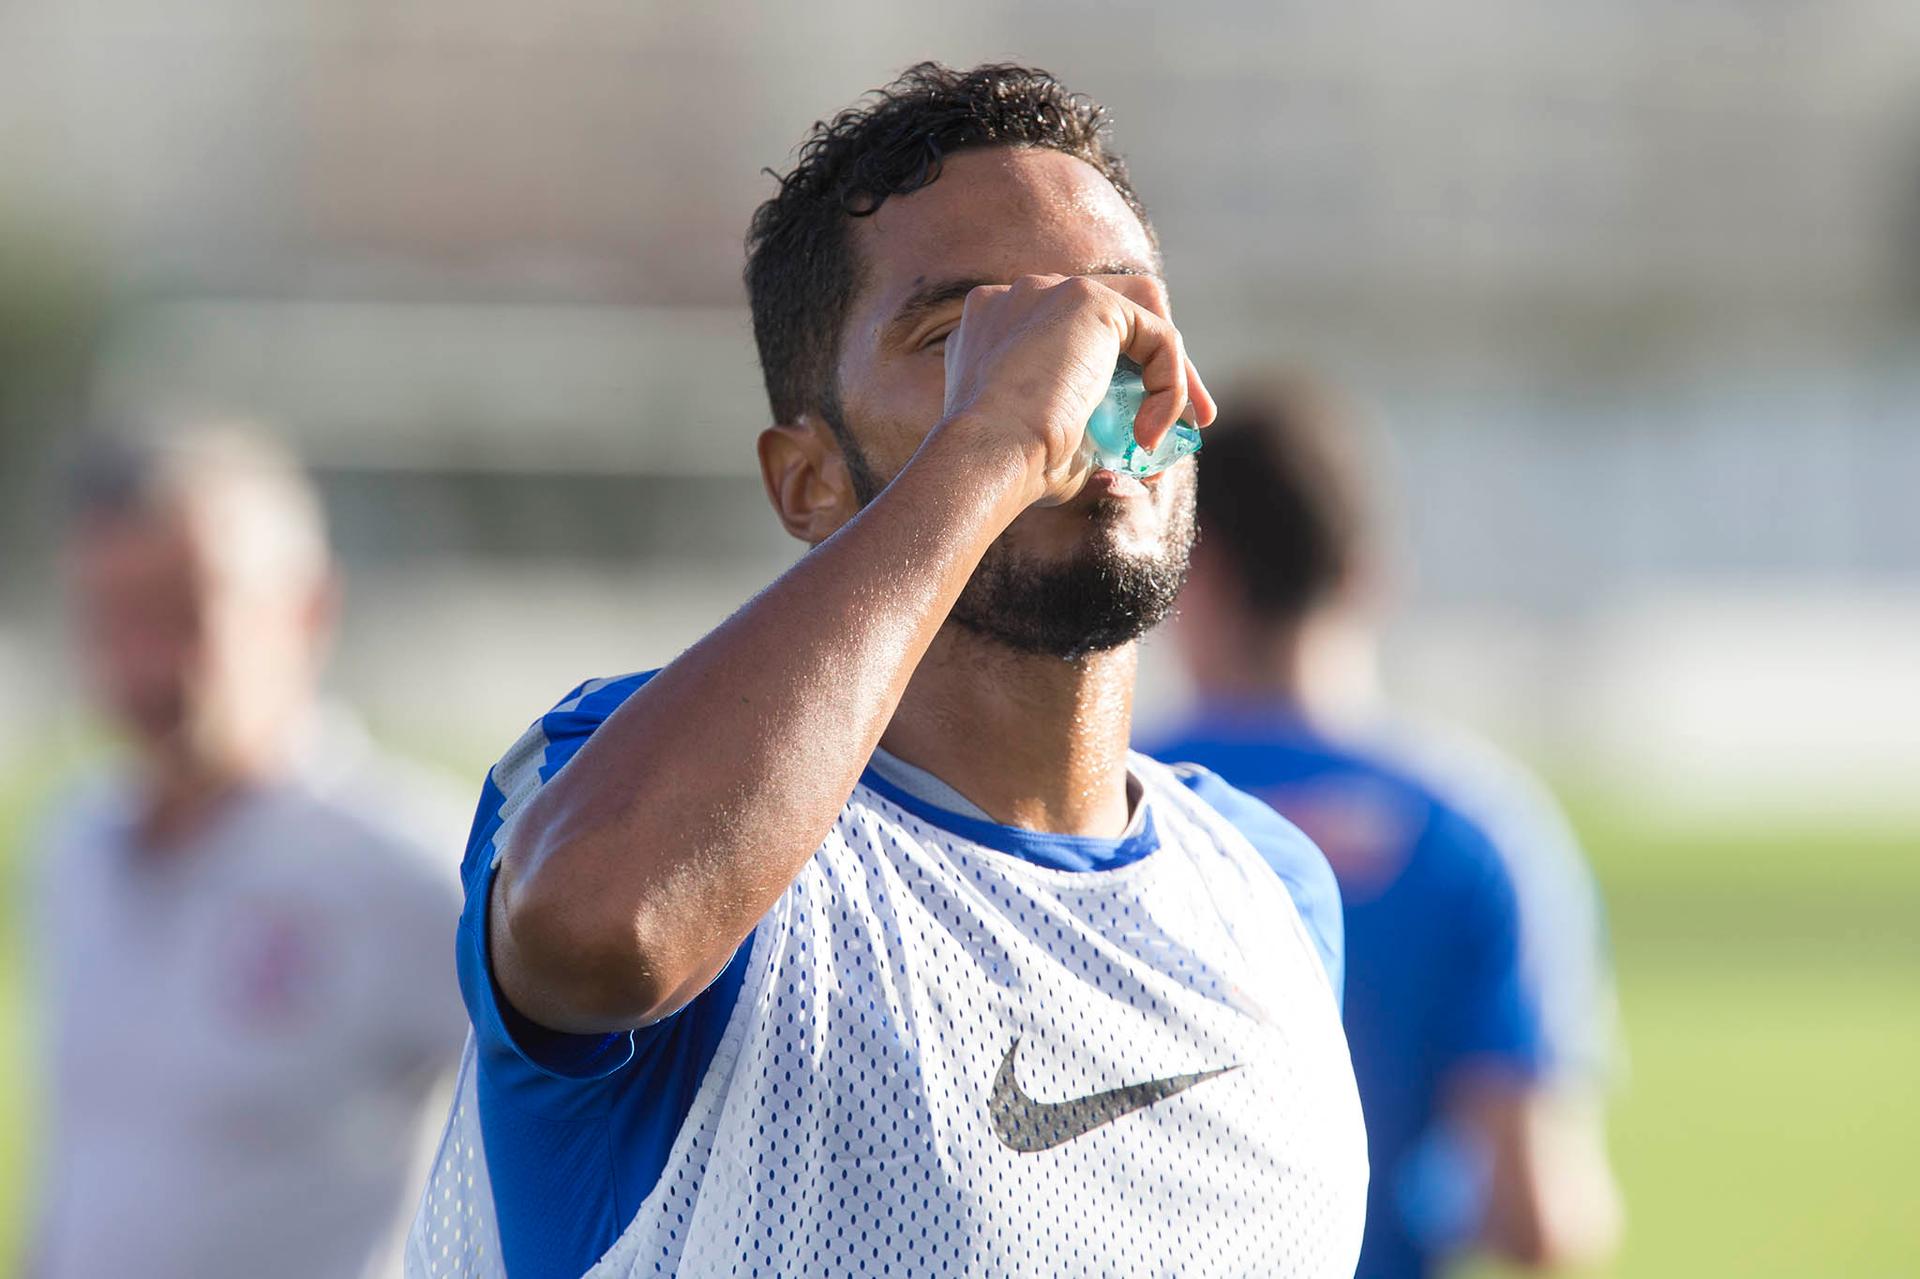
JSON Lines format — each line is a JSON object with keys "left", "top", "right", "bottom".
{"left": 1144, "top": 381, "right": 1622, "bottom": 1278}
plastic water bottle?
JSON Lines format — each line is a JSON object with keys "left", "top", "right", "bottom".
{"left": 1080, "top": 356, "right": 1204, "bottom": 477}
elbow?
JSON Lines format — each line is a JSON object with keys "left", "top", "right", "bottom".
{"left": 1484, "top": 1185, "right": 1624, "bottom": 1273}
{"left": 495, "top": 838, "right": 684, "bottom": 1031}
{"left": 1488, "top": 1225, "right": 1559, "bottom": 1272}
{"left": 1492, "top": 1230, "right": 1615, "bottom": 1274}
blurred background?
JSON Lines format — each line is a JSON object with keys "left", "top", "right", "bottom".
{"left": 2, "top": 1, "right": 1916, "bottom": 1275}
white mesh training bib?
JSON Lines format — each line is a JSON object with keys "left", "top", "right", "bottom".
{"left": 411, "top": 756, "right": 1367, "bottom": 1277}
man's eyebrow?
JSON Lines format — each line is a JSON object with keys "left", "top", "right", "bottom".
{"left": 882, "top": 262, "right": 1161, "bottom": 347}
{"left": 883, "top": 278, "right": 990, "bottom": 346}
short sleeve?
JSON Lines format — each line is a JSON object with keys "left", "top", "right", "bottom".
{"left": 1474, "top": 789, "right": 1618, "bottom": 1083}
{"left": 450, "top": 673, "right": 773, "bottom": 1276}
{"left": 1428, "top": 810, "right": 1548, "bottom": 1077}
{"left": 1391, "top": 725, "right": 1621, "bottom": 1084}
{"left": 450, "top": 671, "right": 755, "bottom": 1098}
{"left": 1174, "top": 765, "right": 1346, "bottom": 1003}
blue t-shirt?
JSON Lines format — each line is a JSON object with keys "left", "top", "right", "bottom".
{"left": 1146, "top": 701, "right": 1612, "bottom": 1279}
{"left": 455, "top": 673, "right": 1345, "bottom": 1279}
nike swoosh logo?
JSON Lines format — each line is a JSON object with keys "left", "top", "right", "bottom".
{"left": 988, "top": 1037, "right": 1242, "bottom": 1153}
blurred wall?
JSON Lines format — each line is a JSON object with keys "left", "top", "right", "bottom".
{"left": 3, "top": 0, "right": 1918, "bottom": 807}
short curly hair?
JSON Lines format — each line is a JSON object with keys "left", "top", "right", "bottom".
{"left": 1197, "top": 380, "right": 1374, "bottom": 621}
{"left": 744, "top": 61, "right": 1155, "bottom": 430}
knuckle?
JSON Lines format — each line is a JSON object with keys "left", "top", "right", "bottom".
{"left": 962, "top": 282, "right": 1006, "bottom": 311}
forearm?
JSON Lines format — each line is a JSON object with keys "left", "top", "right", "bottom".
{"left": 493, "top": 422, "right": 1032, "bottom": 1032}
{"left": 1458, "top": 1076, "right": 1622, "bottom": 1270}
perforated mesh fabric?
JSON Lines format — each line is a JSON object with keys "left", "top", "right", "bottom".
{"left": 408, "top": 1039, "right": 502, "bottom": 1278}
{"left": 409, "top": 756, "right": 1366, "bottom": 1277}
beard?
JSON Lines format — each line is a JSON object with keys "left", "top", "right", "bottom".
{"left": 947, "top": 479, "right": 1196, "bottom": 661}
{"left": 833, "top": 407, "right": 1196, "bottom": 660}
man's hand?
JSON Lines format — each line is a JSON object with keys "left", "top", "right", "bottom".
{"left": 492, "top": 270, "right": 1216, "bottom": 1039}
{"left": 936, "top": 273, "right": 1217, "bottom": 508}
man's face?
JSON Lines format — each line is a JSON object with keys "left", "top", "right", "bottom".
{"left": 829, "top": 146, "right": 1197, "bottom": 660}
{"left": 67, "top": 504, "right": 325, "bottom": 763}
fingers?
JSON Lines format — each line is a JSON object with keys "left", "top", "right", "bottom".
{"left": 1096, "top": 272, "right": 1171, "bottom": 321}
{"left": 950, "top": 272, "right": 1214, "bottom": 454}
{"left": 1117, "top": 305, "right": 1185, "bottom": 450}
{"left": 1183, "top": 354, "right": 1218, "bottom": 427}
{"left": 1091, "top": 274, "right": 1215, "bottom": 438}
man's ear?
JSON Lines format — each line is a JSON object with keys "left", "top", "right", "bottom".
{"left": 757, "top": 413, "right": 861, "bottom": 545}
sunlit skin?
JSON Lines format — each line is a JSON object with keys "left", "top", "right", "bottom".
{"left": 772, "top": 147, "right": 1198, "bottom": 834}
{"left": 66, "top": 500, "right": 336, "bottom": 851}
{"left": 494, "top": 143, "right": 1217, "bottom": 1035}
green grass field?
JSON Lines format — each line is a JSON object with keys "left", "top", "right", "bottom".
{"left": 1541, "top": 800, "right": 1920, "bottom": 1279}
{"left": 0, "top": 754, "right": 1913, "bottom": 1277}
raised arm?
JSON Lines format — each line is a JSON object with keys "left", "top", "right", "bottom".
{"left": 488, "top": 273, "right": 1215, "bottom": 1035}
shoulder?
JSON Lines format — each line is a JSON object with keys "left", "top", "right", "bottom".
{"left": 489, "top": 673, "right": 659, "bottom": 813}
{"left": 533, "top": 671, "right": 662, "bottom": 744}
{"left": 1351, "top": 718, "right": 1620, "bottom": 1075}
{"left": 1164, "top": 711, "right": 1562, "bottom": 899}
{"left": 1146, "top": 714, "right": 1443, "bottom": 846}
{"left": 1366, "top": 720, "right": 1619, "bottom": 1076}
{"left": 1369, "top": 719, "right": 1603, "bottom": 929}
{"left": 27, "top": 771, "right": 131, "bottom": 909}
{"left": 465, "top": 670, "right": 661, "bottom": 876}
{"left": 1149, "top": 714, "right": 1551, "bottom": 916}
{"left": 32, "top": 770, "right": 124, "bottom": 854}
{"left": 1156, "top": 759, "right": 1346, "bottom": 1000}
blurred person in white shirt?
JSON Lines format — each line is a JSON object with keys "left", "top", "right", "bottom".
{"left": 28, "top": 426, "right": 469, "bottom": 1279}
